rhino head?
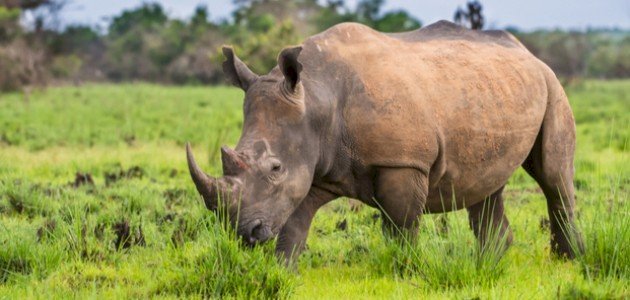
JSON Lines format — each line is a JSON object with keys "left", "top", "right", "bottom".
{"left": 187, "top": 45, "right": 319, "bottom": 246}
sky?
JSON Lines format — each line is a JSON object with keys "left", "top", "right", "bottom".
{"left": 58, "top": 0, "right": 630, "bottom": 31}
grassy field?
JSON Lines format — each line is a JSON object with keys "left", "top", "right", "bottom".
{"left": 0, "top": 81, "right": 628, "bottom": 299}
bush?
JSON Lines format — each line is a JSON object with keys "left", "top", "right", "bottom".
{"left": 50, "top": 55, "right": 82, "bottom": 79}
{"left": 0, "top": 40, "right": 48, "bottom": 92}
{"left": 0, "top": 6, "right": 21, "bottom": 42}
{"left": 165, "top": 33, "right": 224, "bottom": 84}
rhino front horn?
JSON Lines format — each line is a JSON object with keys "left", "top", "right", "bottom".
{"left": 186, "top": 143, "right": 220, "bottom": 210}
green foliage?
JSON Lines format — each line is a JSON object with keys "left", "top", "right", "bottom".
{"left": 104, "top": 18, "right": 191, "bottom": 81}
{"left": 313, "top": 5, "right": 355, "bottom": 32}
{"left": 49, "top": 25, "right": 100, "bottom": 55}
{"left": 108, "top": 3, "right": 168, "bottom": 37}
{"left": 314, "top": 0, "right": 421, "bottom": 33}
{"left": 374, "top": 11, "right": 422, "bottom": 32}
{"left": 50, "top": 54, "right": 82, "bottom": 78}
{"left": 225, "top": 18, "right": 302, "bottom": 75}
{"left": 517, "top": 30, "right": 630, "bottom": 78}
{"left": 190, "top": 5, "right": 209, "bottom": 29}
{"left": 2, "top": 0, "right": 628, "bottom": 89}
{"left": 0, "top": 6, "right": 21, "bottom": 42}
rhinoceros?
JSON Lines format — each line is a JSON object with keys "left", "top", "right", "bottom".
{"left": 186, "top": 20, "right": 584, "bottom": 264}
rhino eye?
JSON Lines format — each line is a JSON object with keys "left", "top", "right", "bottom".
{"left": 271, "top": 162, "right": 282, "bottom": 172}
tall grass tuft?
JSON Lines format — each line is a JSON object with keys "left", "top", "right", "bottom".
{"left": 155, "top": 204, "right": 295, "bottom": 298}
{"left": 384, "top": 212, "right": 508, "bottom": 289}
{"left": 572, "top": 202, "right": 629, "bottom": 280}
{"left": 0, "top": 220, "right": 63, "bottom": 283}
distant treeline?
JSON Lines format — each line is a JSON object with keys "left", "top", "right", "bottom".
{"left": 0, "top": 0, "right": 628, "bottom": 91}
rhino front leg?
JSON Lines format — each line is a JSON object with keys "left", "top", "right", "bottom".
{"left": 374, "top": 168, "right": 428, "bottom": 240}
{"left": 467, "top": 186, "right": 513, "bottom": 254}
{"left": 275, "top": 187, "right": 337, "bottom": 266}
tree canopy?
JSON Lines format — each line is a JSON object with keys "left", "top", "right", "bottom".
{"left": 0, "top": 0, "right": 627, "bottom": 91}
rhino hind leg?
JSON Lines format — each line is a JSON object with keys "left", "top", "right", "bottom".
{"left": 374, "top": 168, "right": 428, "bottom": 240}
{"left": 521, "top": 91, "right": 584, "bottom": 258}
{"left": 467, "top": 186, "right": 513, "bottom": 254}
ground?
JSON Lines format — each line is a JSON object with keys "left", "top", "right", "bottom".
{"left": 0, "top": 81, "right": 627, "bottom": 299}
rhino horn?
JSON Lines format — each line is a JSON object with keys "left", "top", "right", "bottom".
{"left": 186, "top": 143, "right": 222, "bottom": 210}
{"left": 221, "top": 145, "right": 248, "bottom": 176}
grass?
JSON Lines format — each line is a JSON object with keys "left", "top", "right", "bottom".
{"left": 389, "top": 215, "right": 509, "bottom": 290}
{"left": 0, "top": 81, "right": 628, "bottom": 298}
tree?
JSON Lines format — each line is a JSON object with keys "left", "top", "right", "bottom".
{"left": 0, "top": 0, "right": 51, "bottom": 10}
{"left": 49, "top": 25, "right": 99, "bottom": 54}
{"left": 0, "top": 5, "right": 21, "bottom": 42}
{"left": 374, "top": 10, "right": 421, "bottom": 32}
{"left": 108, "top": 3, "right": 167, "bottom": 36}
{"left": 454, "top": 1, "right": 484, "bottom": 30}
{"left": 0, "top": 0, "right": 65, "bottom": 36}
{"left": 0, "top": 0, "right": 65, "bottom": 91}
{"left": 316, "top": 0, "right": 421, "bottom": 32}
{"left": 356, "top": 0, "right": 383, "bottom": 24}
{"left": 314, "top": 0, "right": 357, "bottom": 32}
{"left": 191, "top": 5, "right": 209, "bottom": 28}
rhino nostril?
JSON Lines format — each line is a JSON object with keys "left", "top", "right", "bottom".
{"left": 242, "top": 220, "right": 272, "bottom": 245}
{"left": 251, "top": 221, "right": 274, "bottom": 242}
{"left": 251, "top": 222, "right": 264, "bottom": 240}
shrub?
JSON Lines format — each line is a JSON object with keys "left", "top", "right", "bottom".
{"left": 0, "top": 40, "right": 48, "bottom": 92}
{"left": 50, "top": 55, "right": 83, "bottom": 79}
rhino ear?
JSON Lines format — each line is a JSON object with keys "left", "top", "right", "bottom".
{"left": 222, "top": 46, "right": 259, "bottom": 91}
{"left": 278, "top": 46, "right": 303, "bottom": 94}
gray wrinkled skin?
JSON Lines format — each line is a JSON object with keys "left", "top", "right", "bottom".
{"left": 187, "top": 21, "right": 584, "bottom": 266}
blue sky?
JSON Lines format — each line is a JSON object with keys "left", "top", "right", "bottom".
{"left": 59, "top": 0, "right": 629, "bottom": 31}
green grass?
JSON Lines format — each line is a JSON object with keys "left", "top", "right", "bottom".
{"left": 0, "top": 81, "right": 628, "bottom": 298}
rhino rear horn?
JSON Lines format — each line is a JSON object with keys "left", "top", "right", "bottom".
{"left": 221, "top": 146, "right": 248, "bottom": 176}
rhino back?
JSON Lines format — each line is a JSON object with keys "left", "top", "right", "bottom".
{"left": 301, "top": 21, "right": 552, "bottom": 207}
